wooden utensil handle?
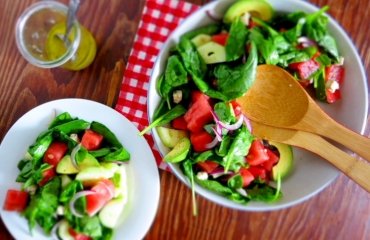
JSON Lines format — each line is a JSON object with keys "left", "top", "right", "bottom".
{"left": 314, "top": 119, "right": 370, "bottom": 164}
{"left": 295, "top": 131, "right": 370, "bottom": 193}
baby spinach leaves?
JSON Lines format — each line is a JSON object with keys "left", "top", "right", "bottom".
{"left": 225, "top": 17, "right": 249, "bottom": 61}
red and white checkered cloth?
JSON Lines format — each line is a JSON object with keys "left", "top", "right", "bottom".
{"left": 115, "top": 0, "right": 200, "bottom": 170}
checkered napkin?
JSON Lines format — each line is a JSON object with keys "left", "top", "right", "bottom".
{"left": 115, "top": 0, "right": 199, "bottom": 170}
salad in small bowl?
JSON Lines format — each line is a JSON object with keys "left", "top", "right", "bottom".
{"left": 0, "top": 99, "right": 160, "bottom": 240}
{"left": 146, "top": 0, "right": 368, "bottom": 211}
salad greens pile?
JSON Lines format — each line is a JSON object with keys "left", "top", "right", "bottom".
{"left": 143, "top": 0, "right": 343, "bottom": 213}
{"left": 3, "top": 112, "right": 130, "bottom": 240}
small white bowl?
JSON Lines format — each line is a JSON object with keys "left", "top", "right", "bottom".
{"left": 147, "top": 0, "right": 368, "bottom": 211}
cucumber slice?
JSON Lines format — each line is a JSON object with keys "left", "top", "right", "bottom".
{"left": 156, "top": 126, "right": 188, "bottom": 148}
{"left": 270, "top": 141, "right": 294, "bottom": 180}
{"left": 58, "top": 220, "right": 74, "bottom": 240}
{"left": 164, "top": 137, "right": 191, "bottom": 163}
{"left": 197, "top": 41, "right": 226, "bottom": 64}
{"left": 99, "top": 196, "right": 126, "bottom": 228}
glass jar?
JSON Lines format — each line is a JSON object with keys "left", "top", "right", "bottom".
{"left": 15, "top": 0, "right": 97, "bottom": 70}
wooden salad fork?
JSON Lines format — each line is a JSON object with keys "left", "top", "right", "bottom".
{"left": 250, "top": 121, "right": 370, "bottom": 193}
{"left": 236, "top": 64, "right": 370, "bottom": 163}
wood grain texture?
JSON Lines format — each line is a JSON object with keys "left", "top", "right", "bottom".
{"left": 0, "top": 0, "right": 369, "bottom": 240}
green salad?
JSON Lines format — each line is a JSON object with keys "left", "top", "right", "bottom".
{"left": 3, "top": 112, "right": 130, "bottom": 239}
{"left": 142, "top": 0, "right": 344, "bottom": 214}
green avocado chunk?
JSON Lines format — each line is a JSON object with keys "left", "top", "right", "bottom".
{"left": 164, "top": 137, "right": 191, "bottom": 163}
{"left": 223, "top": 0, "right": 274, "bottom": 24}
{"left": 270, "top": 141, "right": 294, "bottom": 180}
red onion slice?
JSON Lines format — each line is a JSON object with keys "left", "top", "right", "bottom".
{"left": 297, "top": 36, "right": 317, "bottom": 48}
{"left": 243, "top": 115, "right": 253, "bottom": 132}
{"left": 205, "top": 136, "right": 220, "bottom": 149}
{"left": 51, "top": 220, "right": 63, "bottom": 240}
{"left": 210, "top": 168, "right": 233, "bottom": 179}
{"left": 69, "top": 190, "right": 96, "bottom": 218}
{"left": 70, "top": 144, "right": 81, "bottom": 169}
{"left": 219, "top": 115, "right": 244, "bottom": 131}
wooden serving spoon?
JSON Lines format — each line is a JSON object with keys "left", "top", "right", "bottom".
{"left": 250, "top": 121, "right": 370, "bottom": 193}
{"left": 236, "top": 64, "right": 370, "bottom": 163}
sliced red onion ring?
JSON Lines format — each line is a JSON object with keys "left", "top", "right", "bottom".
{"left": 297, "top": 36, "right": 317, "bottom": 48}
{"left": 219, "top": 115, "right": 244, "bottom": 131}
{"left": 70, "top": 144, "right": 81, "bottom": 169}
{"left": 51, "top": 220, "right": 64, "bottom": 240}
{"left": 243, "top": 115, "right": 253, "bottom": 132}
{"left": 69, "top": 190, "right": 96, "bottom": 218}
{"left": 210, "top": 168, "right": 233, "bottom": 179}
{"left": 205, "top": 136, "right": 220, "bottom": 149}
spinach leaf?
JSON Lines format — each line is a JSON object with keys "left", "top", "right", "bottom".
{"left": 216, "top": 134, "right": 232, "bottom": 157}
{"left": 182, "top": 159, "right": 198, "bottom": 216}
{"left": 225, "top": 17, "right": 249, "bottom": 61}
{"left": 101, "top": 147, "right": 130, "bottom": 162}
{"left": 60, "top": 180, "right": 84, "bottom": 203}
{"left": 152, "top": 98, "right": 170, "bottom": 121}
{"left": 90, "top": 121, "right": 123, "bottom": 148}
{"left": 160, "top": 55, "right": 188, "bottom": 107}
{"left": 48, "top": 112, "right": 74, "bottom": 129}
{"left": 51, "top": 119, "right": 90, "bottom": 135}
{"left": 214, "top": 42, "right": 257, "bottom": 100}
{"left": 195, "top": 178, "right": 249, "bottom": 204}
{"left": 140, "top": 104, "right": 186, "bottom": 135}
{"left": 214, "top": 102, "right": 236, "bottom": 123}
{"left": 28, "top": 130, "right": 53, "bottom": 166}
{"left": 227, "top": 174, "right": 244, "bottom": 189}
{"left": 223, "top": 126, "right": 254, "bottom": 172}
{"left": 24, "top": 177, "right": 61, "bottom": 233}
{"left": 247, "top": 183, "right": 281, "bottom": 202}
{"left": 177, "top": 38, "right": 209, "bottom": 92}
{"left": 318, "top": 34, "right": 339, "bottom": 60}
{"left": 193, "top": 150, "right": 214, "bottom": 163}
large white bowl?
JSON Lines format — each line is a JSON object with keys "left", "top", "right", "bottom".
{"left": 147, "top": 0, "right": 368, "bottom": 211}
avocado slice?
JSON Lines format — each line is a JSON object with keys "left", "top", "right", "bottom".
{"left": 270, "top": 141, "right": 294, "bottom": 180}
{"left": 224, "top": 0, "right": 274, "bottom": 24}
{"left": 164, "top": 137, "right": 191, "bottom": 163}
{"left": 156, "top": 126, "right": 188, "bottom": 148}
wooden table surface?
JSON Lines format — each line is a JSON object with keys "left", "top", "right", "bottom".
{"left": 0, "top": 0, "right": 369, "bottom": 239}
